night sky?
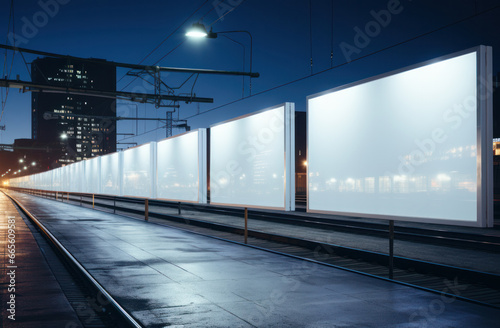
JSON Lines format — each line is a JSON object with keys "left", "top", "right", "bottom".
{"left": 1, "top": 0, "right": 499, "bottom": 147}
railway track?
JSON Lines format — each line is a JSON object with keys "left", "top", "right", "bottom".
{"left": 4, "top": 191, "right": 143, "bottom": 328}
{"left": 10, "top": 188, "right": 500, "bottom": 309}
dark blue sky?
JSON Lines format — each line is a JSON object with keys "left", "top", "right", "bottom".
{"left": 1, "top": 0, "right": 499, "bottom": 146}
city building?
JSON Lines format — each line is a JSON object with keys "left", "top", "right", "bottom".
{"left": 31, "top": 57, "right": 117, "bottom": 164}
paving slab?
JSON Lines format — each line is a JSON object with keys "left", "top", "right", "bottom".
{"left": 0, "top": 192, "right": 83, "bottom": 327}
{"left": 5, "top": 191, "right": 500, "bottom": 327}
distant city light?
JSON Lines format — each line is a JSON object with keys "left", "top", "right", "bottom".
{"left": 19, "top": 159, "right": 24, "bottom": 163}
{"left": 61, "top": 133, "right": 68, "bottom": 139}
{"left": 32, "top": 162, "right": 36, "bottom": 166}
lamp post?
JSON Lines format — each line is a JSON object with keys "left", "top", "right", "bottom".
{"left": 186, "top": 23, "right": 254, "bottom": 96}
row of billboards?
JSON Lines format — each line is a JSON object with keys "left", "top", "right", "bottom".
{"left": 9, "top": 46, "right": 493, "bottom": 227}
{"left": 10, "top": 103, "right": 296, "bottom": 211}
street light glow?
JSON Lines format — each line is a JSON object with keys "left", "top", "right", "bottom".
{"left": 186, "top": 23, "right": 208, "bottom": 38}
{"left": 61, "top": 133, "right": 68, "bottom": 139}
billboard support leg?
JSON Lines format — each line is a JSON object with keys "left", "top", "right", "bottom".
{"left": 244, "top": 207, "right": 248, "bottom": 244}
{"left": 389, "top": 220, "right": 394, "bottom": 279}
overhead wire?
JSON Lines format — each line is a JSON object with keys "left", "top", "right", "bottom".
{"left": 57, "top": 2, "right": 500, "bottom": 143}
{"left": 115, "top": 0, "right": 212, "bottom": 139}
{"left": 309, "top": 0, "right": 313, "bottom": 75}
{"left": 208, "top": 0, "right": 247, "bottom": 27}
{"left": 119, "top": 39, "right": 187, "bottom": 92}
{"left": 117, "top": 0, "right": 247, "bottom": 140}
{"left": 180, "top": 4, "right": 500, "bottom": 121}
{"left": 330, "top": 0, "right": 334, "bottom": 68}
{"left": 117, "top": 0, "right": 211, "bottom": 86}
{"left": 1, "top": 0, "right": 15, "bottom": 123}
{"left": 200, "top": 0, "right": 223, "bottom": 20}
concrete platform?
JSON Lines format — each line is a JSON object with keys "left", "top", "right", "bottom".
{"left": 5, "top": 191, "right": 500, "bottom": 327}
{"left": 78, "top": 194, "right": 500, "bottom": 274}
{"left": 0, "top": 192, "right": 83, "bottom": 327}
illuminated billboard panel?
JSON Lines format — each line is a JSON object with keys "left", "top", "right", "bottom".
{"left": 308, "top": 46, "right": 493, "bottom": 227}
{"left": 210, "top": 103, "right": 295, "bottom": 210}
{"left": 100, "top": 152, "right": 122, "bottom": 196}
{"left": 84, "top": 157, "right": 101, "bottom": 194}
{"left": 156, "top": 129, "right": 207, "bottom": 203}
{"left": 122, "top": 143, "right": 156, "bottom": 198}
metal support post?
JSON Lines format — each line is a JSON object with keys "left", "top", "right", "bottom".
{"left": 145, "top": 199, "right": 149, "bottom": 221}
{"left": 178, "top": 202, "right": 181, "bottom": 215}
{"left": 389, "top": 220, "right": 394, "bottom": 279}
{"left": 92, "top": 194, "right": 95, "bottom": 209}
{"left": 244, "top": 207, "right": 248, "bottom": 244}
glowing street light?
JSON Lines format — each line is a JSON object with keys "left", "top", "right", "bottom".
{"left": 19, "top": 159, "right": 24, "bottom": 163}
{"left": 61, "top": 133, "right": 68, "bottom": 139}
{"left": 185, "top": 22, "right": 212, "bottom": 38}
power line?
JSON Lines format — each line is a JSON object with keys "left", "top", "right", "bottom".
{"left": 117, "top": 0, "right": 211, "bottom": 86}
{"left": 201, "top": 0, "right": 223, "bottom": 20}
{"left": 209, "top": 0, "right": 247, "bottom": 27}
{"left": 1, "top": 0, "right": 15, "bottom": 123}
{"left": 83, "top": 2, "right": 500, "bottom": 143}
{"left": 330, "top": 0, "right": 334, "bottom": 68}
{"left": 181, "top": 4, "right": 500, "bottom": 121}
{"left": 118, "top": 40, "right": 187, "bottom": 92}
{"left": 309, "top": 0, "right": 313, "bottom": 75}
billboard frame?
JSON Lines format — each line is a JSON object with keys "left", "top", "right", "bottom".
{"left": 155, "top": 128, "right": 207, "bottom": 204}
{"left": 306, "top": 45, "right": 493, "bottom": 227}
{"left": 209, "top": 102, "right": 295, "bottom": 211}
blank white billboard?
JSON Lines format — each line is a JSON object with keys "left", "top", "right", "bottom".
{"left": 84, "top": 157, "right": 101, "bottom": 194}
{"left": 308, "top": 46, "right": 493, "bottom": 227}
{"left": 156, "top": 129, "right": 207, "bottom": 203}
{"left": 210, "top": 103, "right": 295, "bottom": 210}
{"left": 52, "top": 167, "right": 61, "bottom": 192}
{"left": 122, "top": 142, "right": 156, "bottom": 198}
{"left": 60, "top": 165, "right": 70, "bottom": 192}
{"left": 100, "top": 152, "right": 122, "bottom": 196}
{"left": 69, "top": 161, "right": 85, "bottom": 193}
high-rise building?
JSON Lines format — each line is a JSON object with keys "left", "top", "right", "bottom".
{"left": 31, "top": 57, "right": 116, "bottom": 164}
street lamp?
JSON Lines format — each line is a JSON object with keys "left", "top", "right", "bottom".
{"left": 186, "top": 23, "right": 254, "bottom": 95}
{"left": 61, "top": 133, "right": 68, "bottom": 139}
{"left": 185, "top": 23, "right": 213, "bottom": 38}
